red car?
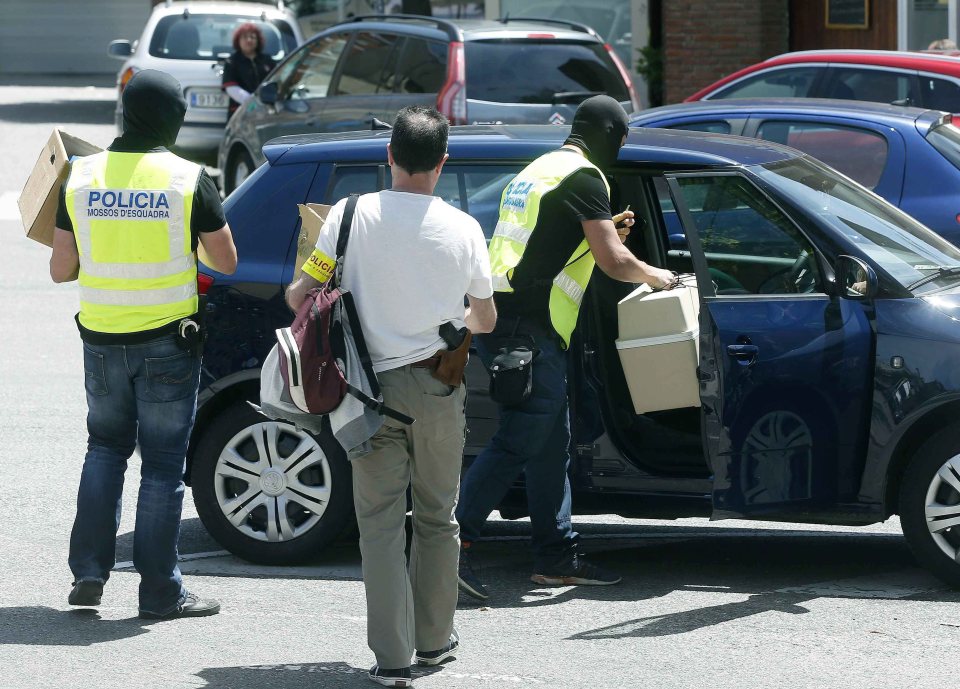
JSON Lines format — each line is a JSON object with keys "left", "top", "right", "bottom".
{"left": 685, "top": 49, "right": 960, "bottom": 112}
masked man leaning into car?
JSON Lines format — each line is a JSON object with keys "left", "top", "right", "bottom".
{"left": 50, "top": 70, "right": 237, "bottom": 619}
{"left": 455, "top": 95, "right": 678, "bottom": 601}
{"left": 286, "top": 106, "right": 496, "bottom": 688}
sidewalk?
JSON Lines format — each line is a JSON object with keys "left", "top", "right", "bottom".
{"left": 0, "top": 73, "right": 116, "bottom": 88}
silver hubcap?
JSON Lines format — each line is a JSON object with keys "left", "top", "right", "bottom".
{"left": 924, "top": 453, "right": 960, "bottom": 562}
{"left": 213, "top": 421, "right": 332, "bottom": 543}
{"left": 232, "top": 159, "right": 250, "bottom": 189}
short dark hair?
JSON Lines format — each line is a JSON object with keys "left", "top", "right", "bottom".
{"left": 390, "top": 106, "right": 449, "bottom": 174}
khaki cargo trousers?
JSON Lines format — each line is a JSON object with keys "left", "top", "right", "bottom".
{"left": 350, "top": 364, "right": 465, "bottom": 668}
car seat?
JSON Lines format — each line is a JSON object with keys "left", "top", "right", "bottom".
{"left": 165, "top": 21, "right": 201, "bottom": 59}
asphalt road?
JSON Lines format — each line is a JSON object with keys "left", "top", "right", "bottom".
{"left": 0, "top": 76, "right": 957, "bottom": 689}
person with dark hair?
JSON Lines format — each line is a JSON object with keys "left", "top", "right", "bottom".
{"left": 221, "top": 22, "right": 275, "bottom": 119}
{"left": 285, "top": 105, "right": 496, "bottom": 688}
{"left": 455, "top": 95, "right": 677, "bottom": 601}
{"left": 50, "top": 69, "right": 237, "bottom": 619}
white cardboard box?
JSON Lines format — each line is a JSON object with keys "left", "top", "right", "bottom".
{"left": 19, "top": 128, "right": 102, "bottom": 247}
{"left": 615, "top": 275, "right": 701, "bottom": 414}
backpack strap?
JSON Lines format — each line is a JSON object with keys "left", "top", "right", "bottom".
{"left": 340, "top": 290, "right": 415, "bottom": 425}
{"left": 333, "top": 193, "right": 359, "bottom": 288}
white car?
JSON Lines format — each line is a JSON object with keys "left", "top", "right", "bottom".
{"left": 108, "top": 0, "right": 304, "bottom": 164}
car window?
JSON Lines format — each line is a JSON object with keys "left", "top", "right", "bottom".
{"left": 926, "top": 121, "right": 960, "bottom": 171}
{"left": 667, "top": 121, "right": 731, "bottom": 134}
{"left": 756, "top": 121, "right": 888, "bottom": 189}
{"left": 671, "top": 175, "right": 823, "bottom": 295}
{"left": 324, "top": 166, "right": 386, "bottom": 201}
{"left": 281, "top": 34, "right": 349, "bottom": 99}
{"left": 757, "top": 157, "right": 960, "bottom": 294}
{"left": 435, "top": 165, "right": 524, "bottom": 239}
{"left": 149, "top": 15, "right": 297, "bottom": 61}
{"left": 386, "top": 37, "right": 447, "bottom": 94}
{"left": 711, "top": 66, "right": 823, "bottom": 99}
{"left": 823, "top": 68, "right": 913, "bottom": 104}
{"left": 920, "top": 75, "right": 960, "bottom": 112}
{"left": 334, "top": 32, "right": 401, "bottom": 96}
{"left": 464, "top": 40, "right": 629, "bottom": 104}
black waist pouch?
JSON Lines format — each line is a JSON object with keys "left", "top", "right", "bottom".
{"left": 489, "top": 345, "right": 538, "bottom": 406}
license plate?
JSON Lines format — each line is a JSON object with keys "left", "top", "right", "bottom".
{"left": 189, "top": 90, "right": 228, "bottom": 109}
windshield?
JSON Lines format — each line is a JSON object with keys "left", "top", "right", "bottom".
{"left": 149, "top": 15, "right": 298, "bottom": 61}
{"left": 926, "top": 121, "right": 960, "bottom": 171}
{"left": 754, "top": 156, "right": 960, "bottom": 294}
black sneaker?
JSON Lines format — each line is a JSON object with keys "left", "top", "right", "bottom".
{"left": 68, "top": 580, "right": 103, "bottom": 607}
{"left": 138, "top": 592, "right": 221, "bottom": 620}
{"left": 368, "top": 665, "right": 412, "bottom": 687}
{"left": 531, "top": 553, "right": 622, "bottom": 586}
{"left": 415, "top": 629, "right": 460, "bottom": 666}
{"left": 457, "top": 548, "right": 489, "bottom": 601}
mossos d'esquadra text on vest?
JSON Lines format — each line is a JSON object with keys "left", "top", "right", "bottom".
{"left": 84, "top": 189, "right": 173, "bottom": 219}
{"left": 502, "top": 180, "right": 534, "bottom": 211}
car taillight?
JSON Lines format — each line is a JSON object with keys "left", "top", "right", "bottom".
{"left": 197, "top": 272, "right": 215, "bottom": 295}
{"left": 118, "top": 66, "right": 137, "bottom": 94}
{"left": 605, "top": 44, "right": 642, "bottom": 112}
{"left": 437, "top": 41, "right": 467, "bottom": 125}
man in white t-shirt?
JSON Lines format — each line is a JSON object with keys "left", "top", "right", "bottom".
{"left": 286, "top": 106, "right": 496, "bottom": 688}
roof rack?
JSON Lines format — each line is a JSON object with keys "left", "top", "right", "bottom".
{"left": 337, "top": 14, "right": 463, "bottom": 42}
{"left": 497, "top": 15, "right": 599, "bottom": 39}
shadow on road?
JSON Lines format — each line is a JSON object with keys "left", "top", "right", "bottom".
{"left": 0, "top": 606, "right": 149, "bottom": 646}
{"left": 195, "top": 662, "right": 442, "bottom": 688}
{"left": 0, "top": 100, "right": 114, "bottom": 125}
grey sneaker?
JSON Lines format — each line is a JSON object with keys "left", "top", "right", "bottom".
{"left": 68, "top": 580, "right": 103, "bottom": 607}
{"left": 531, "top": 553, "right": 622, "bottom": 586}
{"left": 138, "top": 591, "right": 220, "bottom": 620}
{"left": 458, "top": 548, "right": 489, "bottom": 601}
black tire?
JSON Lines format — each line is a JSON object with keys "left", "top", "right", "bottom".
{"left": 224, "top": 147, "right": 255, "bottom": 195}
{"left": 192, "top": 401, "right": 355, "bottom": 565}
{"left": 899, "top": 427, "right": 960, "bottom": 588}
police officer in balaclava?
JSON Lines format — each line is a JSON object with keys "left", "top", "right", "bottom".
{"left": 455, "top": 95, "right": 677, "bottom": 601}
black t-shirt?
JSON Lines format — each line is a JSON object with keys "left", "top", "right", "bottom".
{"left": 221, "top": 51, "right": 275, "bottom": 116}
{"left": 494, "top": 167, "right": 611, "bottom": 329}
{"left": 55, "top": 151, "right": 226, "bottom": 252}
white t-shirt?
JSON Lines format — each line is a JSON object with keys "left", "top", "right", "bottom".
{"left": 314, "top": 190, "right": 493, "bottom": 372}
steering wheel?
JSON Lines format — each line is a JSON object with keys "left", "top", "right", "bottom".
{"left": 786, "top": 250, "right": 816, "bottom": 292}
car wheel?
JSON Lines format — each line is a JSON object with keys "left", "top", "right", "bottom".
{"left": 899, "top": 428, "right": 960, "bottom": 587}
{"left": 225, "top": 147, "right": 255, "bottom": 195}
{"left": 192, "top": 401, "right": 354, "bottom": 564}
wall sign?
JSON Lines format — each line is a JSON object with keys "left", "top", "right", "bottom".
{"left": 825, "top": 0, "right": 870, "bottom": 29}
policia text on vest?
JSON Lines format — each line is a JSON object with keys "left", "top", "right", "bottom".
{"left": 84, "top": 190, "right": 172, "bottom": 219}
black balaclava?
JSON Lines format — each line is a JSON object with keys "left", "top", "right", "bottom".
{"left": 562, "top": 95, "right": 630, "bottom": 173}
{"left": 120, "top": 69, "right": 187, "bottom": 149}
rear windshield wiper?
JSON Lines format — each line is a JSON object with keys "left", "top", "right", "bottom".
{"left": 551, "top": 91, "right": 603, "bottom": 104}
{"left": 907, "top": 265, "right": 960, "bottom": 291}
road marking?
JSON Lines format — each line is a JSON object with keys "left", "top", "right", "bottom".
{"left": 0, "top": 192, "right": 19, "bottom": 221}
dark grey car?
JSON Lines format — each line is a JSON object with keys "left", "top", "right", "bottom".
{"left": 217, "top": 14, "right": 639, "bottom": 192}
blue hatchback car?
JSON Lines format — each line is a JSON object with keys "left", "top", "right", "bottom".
{"left": 630, "top": 98, "right": 960, "bottom": 247}
{"left": 188, "top": 125, "right": 960, "bottom": 589}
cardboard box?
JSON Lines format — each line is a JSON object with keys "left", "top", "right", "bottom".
{"left": 19, "top": 128, "right": 103, "bottom": 247}
{"left": 615, "top": 274, "right": 701, "bottom": 414}
{"left": 295, "top": 203, "right": 332, "bottom": 277}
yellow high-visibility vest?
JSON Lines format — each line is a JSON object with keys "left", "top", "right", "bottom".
{"left": 65, "top": 151, "right": 200, "bottom": 334}
{"left": 488, "top": 148, "right": 610, "bottom": 348}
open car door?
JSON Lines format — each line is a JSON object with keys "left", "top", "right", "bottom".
{"left": 664, "top": 171, "right": 874, "bottom": 517}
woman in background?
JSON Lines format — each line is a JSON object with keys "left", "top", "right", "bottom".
{"left": 222, "top": 23, "right": 275, "bottom": 120}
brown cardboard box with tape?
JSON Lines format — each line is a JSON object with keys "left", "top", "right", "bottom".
{"left": 295, "top": 203, "right": 332, "bottom": 278}
{"left": 19, "top": 128, "right": 102, "bottom": 247}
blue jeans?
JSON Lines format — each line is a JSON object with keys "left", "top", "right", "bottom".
{"left": 68, "top": 335, "right": 200, "bottom": 615}
{"left": 456, "top": 326, "right": 579, "bottom": 571}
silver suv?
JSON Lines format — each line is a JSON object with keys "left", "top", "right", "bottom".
{"left": 108, "top": 1, "right": 303, "bottom": 164}
{"left": 217, "top": 14, "right": 640, "bottom": 192}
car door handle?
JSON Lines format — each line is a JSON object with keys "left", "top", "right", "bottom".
{"left": 726, "top": 344, "right": 759, "bottom": 365}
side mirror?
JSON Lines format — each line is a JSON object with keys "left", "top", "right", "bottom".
{"left": 108, "top": 40, "right": 133, "bottom": 59}
{"left": 259, "top": 81, "right": 279, "bottom": 105}
{"left": 836, "top": 255, "right": 878, "bottom": 300}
